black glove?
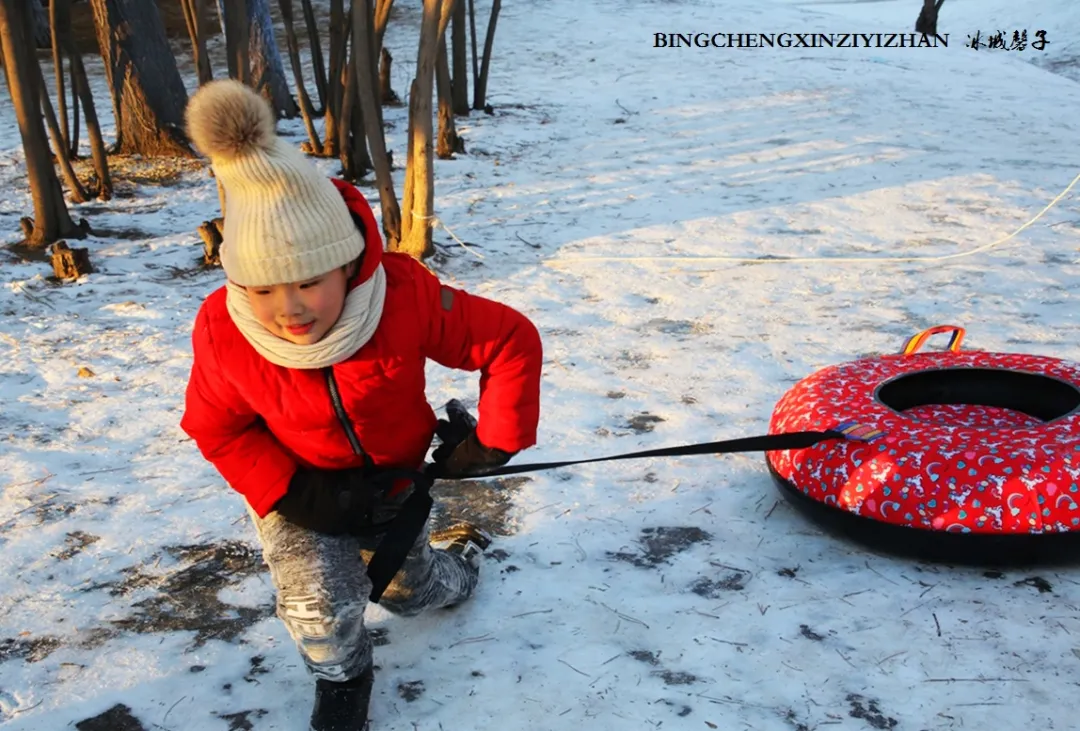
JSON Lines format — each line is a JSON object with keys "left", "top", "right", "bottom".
{"left": 430, "top": 399, "right": 477, "bottom": 466}
{"left": 429, "top": 400, "right": 515, "bottom": 478}
{"left": 272, "top": 466, "right": 372, "bottom": 534}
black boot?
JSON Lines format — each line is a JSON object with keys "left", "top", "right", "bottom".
{"left": 310, "top": 664, "right": 374, "bottom": 731}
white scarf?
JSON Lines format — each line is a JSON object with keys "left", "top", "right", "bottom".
{"left": 225, "top": 264, "right": 388, "bottom": 369}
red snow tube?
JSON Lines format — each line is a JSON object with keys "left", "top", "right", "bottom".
{"left": 766, "top": 325, "right": 1080, "bottom": 565}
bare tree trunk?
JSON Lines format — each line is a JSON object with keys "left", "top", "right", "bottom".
{"left": 399, "top": 0, "right": 441, "bottom": 259}
{"left": 68, "top": 54, "right": 80, "bottom": 158}
{"left": 345, "top": 5, "right": 371, "bottom": 180}
{"left": 72, "top": 58, "right": 112, "bottom": 200}
{"left": 88, "top": 0, "right": 194, "bottom": 157}
{"left": 373, "top": 0, "right": 396, "bottom": 103}
{"left": 374, "top": 0, "right": 394, "bottom": 53}
{"left": 49, "top": 0, "right": 70, "bottom": 153}
{"left": 36, "top": 63, "right": 89, "bottom": 203}
{"left": 300, "top": 0, "right": 328, "bottom": 112}
{"left": 436, "top": 2, "right": 454, "bottom": 58}
{"left": 400, "top": 78, "right": 416, "bottom": 244}
{"left": 468, "top": 0, "right": 478, "bottom": 100}
{"left": 337, "top": 38, "right": 370, "bottom": 182}
{"left": 473, "top": 0, "right": 500, "bottom": 110}
{"left": 56, "top": 0, "right": 111, "bottom": 200}
{"left": 915, "top": 0, "right": 946, "bottom": 35}
{"left": 198, "top": 218, "right": 224, "bottom": 265}
{"left": 180, "top": 0, "right": 213, "bottom": 85}
{"left": 279, "top": 0, "right": 322, "bottom": 151}
{"left": 352, "top": 0, "right": 401, "bottom": 247}
{"left": 246, "top": 0, "right": 299, "bottom": 117}
{"left": 0, "top": 0, "right": 87, "bottom": 247}
{"left": 219, "top": 0, "right": 251, "bottom": 84}
{"left": 351, "top": 93, "right": 370, "bottom": 174}
{"left": 450, "top": 0, "right": 468, "bottom": 115}
{"left": 435, "top": 39, "right": 461, "bottom": 158}
{"left": 30, "top": 0, "right": 51, "bottom": 49}
{"left": 434, "top": 0, "right": 460, "bottom": 159}
{"left": 196, "top": 0, "right": 213, "bottom": 84}
{"left": 379, "top": 48, "right": 399, "bottom": 105}
{"left": 336, "top": 26, "right": 353, "bottom": 167}
{"left": 318, "top": 0, "right": 348, "bottom": 157}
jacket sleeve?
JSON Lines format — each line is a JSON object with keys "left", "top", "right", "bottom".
{"left": 415, "top": 260, "right": 543, "bottom": 453}
{"left": 179, "top": 305, "right": 298, "bottom": 518}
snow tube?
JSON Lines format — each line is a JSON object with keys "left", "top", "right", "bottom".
{"left": 766, "top": 325, "right": 1080, "bottom": 565}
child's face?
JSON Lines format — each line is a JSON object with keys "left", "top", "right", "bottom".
{"left": 244, "top": 267, "right": 352, "bottom": 344}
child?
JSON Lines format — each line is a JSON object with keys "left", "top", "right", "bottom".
{"left": 179, "top": 80, "right": 542, "bottom": 731}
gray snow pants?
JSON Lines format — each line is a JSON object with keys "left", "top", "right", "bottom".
{"left": 248, "top": 488, "right": 478, "bottom": 682}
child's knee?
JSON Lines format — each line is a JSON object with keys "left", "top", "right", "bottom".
{"left": 278, "top": 594, "right": 371, "bottom": 679}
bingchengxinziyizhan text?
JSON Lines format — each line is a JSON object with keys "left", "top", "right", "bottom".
{"left": 653, "top": 32, "right": 950, "bottom": 48}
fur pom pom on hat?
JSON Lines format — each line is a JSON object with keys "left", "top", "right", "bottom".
{"left": 185, "top": 79, "right": 276, "bottom": 162}
{"left": 184, "top": 80, "right": 364, "bottom": 287}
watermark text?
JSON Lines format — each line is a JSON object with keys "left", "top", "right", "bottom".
{"left": 967, "top": 29, "right": 1049, "bottom": 51}
{"left": 653, "top": 32, "right": 950, "bottom": 49}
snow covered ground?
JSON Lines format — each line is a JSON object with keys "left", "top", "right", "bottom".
{"left": 3, "top": 0, "right": 1080, "bottom": 729}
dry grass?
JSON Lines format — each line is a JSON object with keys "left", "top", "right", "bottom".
{"left": 72, "top": 154, "right": 208, "bottom": 190}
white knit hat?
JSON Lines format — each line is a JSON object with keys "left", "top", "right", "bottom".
{"left": 184, "top": 80, "right": 364, "bottom": 287}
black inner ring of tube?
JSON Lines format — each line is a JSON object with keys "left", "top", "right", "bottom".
{"left": 875, "top": 367, "right": 1080, "bottom": 423}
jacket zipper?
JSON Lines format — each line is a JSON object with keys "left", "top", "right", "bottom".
{"left": 324, "top": 367, "right": 370, "bottom": 465}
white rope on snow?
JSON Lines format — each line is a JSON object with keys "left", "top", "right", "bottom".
{"left": 410, "top": 209, "right": 485, "bottom": 260}
{"left": 541, "top": 169, "right": 1080, "bottom": 267}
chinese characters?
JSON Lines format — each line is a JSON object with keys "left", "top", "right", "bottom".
{"left": 967, "top": 29, "right": 1049, "bottom": 51}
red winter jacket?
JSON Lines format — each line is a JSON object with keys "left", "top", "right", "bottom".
{"left": 180, "top": 180, "right": 543, "bottom": 517}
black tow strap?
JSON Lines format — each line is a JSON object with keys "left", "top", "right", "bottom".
{"left": 362, "top": 469, "right": 436, "bottom": 602}
{"left": 363, "top": 426, "right": 872, "bottom": 603}
{"left": 464, "top": 428, "right": 850, "bottom": 478}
